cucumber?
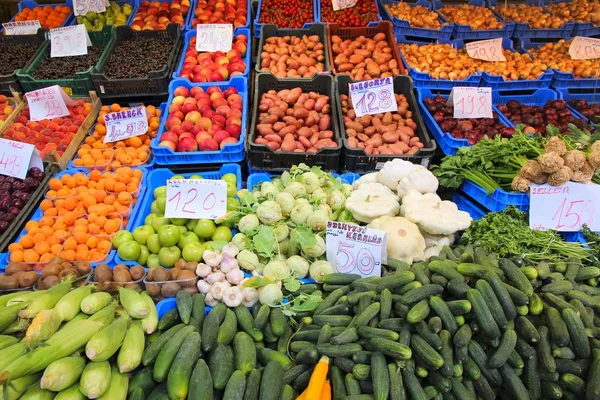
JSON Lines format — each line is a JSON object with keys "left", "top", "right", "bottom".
{"left": 167, "top": 331, "right": 202, "bottom": 400}
{"left": 210, "top": 345, "right": 235, "bottom": 390}
{"left": 253, "top": 305, "right": 270, "bottom": 330}
{"left": 313, "top": 315, "right": 352, "bottom": 327}
{"left": 233, "top": 306, "right": 263, "bottom": 342}
{"left": 142, "top": 324, "right": 185, "bottom": 366}
{"left": 378, "top": 319, "right": 410, "bottom": 332}
{"left": 345, "top": 373, "right": 362, "bottom": 396}
{"left": 280, "top": 385, "right": 294, "bottom": 400}
{"left": 502, "top": 283, "right": 530, "bottom": 306}
{"left": 528, "top": 293, "right": 544, "bottom": 315}
{"left": 376, "top": 271, "right": 416, "bottom": 293}
{"left": 567, "top": 290, "right": 600, "bottom": 308}
{"left": 388, "top": 363, "right": 405, "bottom": 400}
{"left": 320, "top": 304, "right": 351, "bottom": 316}
{"left": 447, "top": 279, "right": 470, "bottom": 299}
{"left": 463, "top": 357, "right": 481, "bottom": 380}
{"left": 487, "top": 329, "right": 517, "bottom": 369}
{"left": 128, "top": 387, "right": 146, "bottom": 400}
{"left": 188, "top": 359, "right": 213, "bottom": 400}
{"left": 293, "top": 369, "right": 312, "bottom": 393}
{"left": 467, "top": 289, "right": 500, "bottom": 339}
{"left": 334, "top": 357, "right": 356, "bottom": 374}
{"left": 542, "top": 280, "right": 574, "bottom": 295}
{"left": 541, "top": 382, "right": 563, "bottom": 399}
{"left": 428, "top": 316, "right": 442, "bottom": 334}
{"left": 323, "top": 273, "right": 362, "bottom": 285}
{"left": 562, "top": 307, "right": 591, "bottom": 359}
{"left": 128, "top": 367, "right": 156, "bottom": 396}
{"left": 412, "top": 263, "right": 431, "bottom": 285}
{"left": 223, "top": 370, "right": 246, "bottom": 400}
{"left": 217, "top": 309, "right": 237, "bottom": 346}
{"left": 472, "top": 375, "right": 495, "bottom": 399}
{"left": 278, "top": 325, "right": 293, "bottom": 354}
{"left": 449, "top": 377, "right": 473, "bottom": 400}
{"left": 282, "top": 365, "right": 309, "bottom": 385}
{"left": 233, "top": 332, "right": 256, "bottom": 375}
{"left": 523, "top": 354, "right": 541, "bottom": 400}
{"left": 270, "top": 308, "right": 286, "bottom": 337}
{"left": 318, "top": 324, "right": 333, "bottom": 344}
{"left": 176, "top": 291, "right": 192, "bottom": 325}
{"left": 507, "top": 350, "right": 524, "bottom": 369}
{"left": 393, "top": 303, "right": 409, "bottom": 319}
{"left": 545, "top": 307, "right": 570, "bottom": 347}
{"left": 475, "top": 279, "right": 507, "bottom": 329}
{"left": 556, "top": 359, "right": 585, "bottom": 376}
{"left": 354, "top": 302, "right": 380, "bottom": 327}
{"left": 577, "top": 267, "right": 600, "bottom": 281}
{"left": 371, "top": 352, "right": 388, "bottom": 400}
{"left": 586, "top": 353, "right": 600, "bottom": 400}
{"left": 411, "top": 335, "right": 443, "bottom": 369}
{"left": 438, "top": 330, "right": 454, "bottom": 378}
{"left": 380, "top": 289, "right": 392, "bottom": 320}
{"left": 553, "top": 347, "right": 577, "bottom": 360}
{"left": 415, "top": 321, "right": 442, "bottom": 350}
{"left": 314, "top": 289, "right": 345, "bottom": 314}
{"left": 330, "top": 366, "right": 346, "bottom": 400}
{"left": 428, "top": 260, "right": 462, "bottom": 281}
{"left": 561, "top": 373, "right": 585, "bottom": 395}
{"left": 467, "top": 340, "right": 502, "bottom": 387}
{"left": 153, "top": 325, "right": 196, "bottom": 382}
{"left": 352, "top": 364, "right": 370, "bottom": 380}
{"left": 357, "top": 326, "right": 399, "bottom": 341}
{"left": 570, "top": 299, "right": 598, "bottom": 338}
{"left": 290, "top": 341, "right": 316, "bottom": 353}
{"left": 296, "top": 348, "right": 319, "bottom": 365}
{"left": 453, "top": 324, "right": 472, "bottom": 348}
{"left": 369, "top": 338, "right": 411, "bottom": 360}
{"left": 499, "top": 363, "right": 529, "bottom": 400}
{"left": 203, "top": 304, "right": 228, "bottom": 352}
{"left": 244, "top": 369, "right": 261, "bottom": 400}
{"left": 259, "top": 361, "right": 283, "bottom": 400}
{"left": 515, "top": 316, "right": 540, "bottom": 344}
{"left": 330, "top": 327, "right": 358, "bottom": 345}
{"left": 191, "top": 294, "right": 205, "bottom": 330}
{"left": 407, "top": 299, "right": 430, "bottom": 324}
{"left": 402, "top": 368, "right": 428, "bottom": 400}
{"left": 536, "top": 326, "right": 557, "bottom": 373}
{"left": 429, "top": 296, "right": 458, "bottom": 335}
{"left": 401, "top": 285, "right": 444, "bottom": 306}
{"left": 457, "top": 262, "right": 497, "bottom": 278}
{"left": 147, "top": 382, "right": 169, "bottom": 400}
{"left": 427, "top": 370, "right": 451, "bottom": 393}
{"left": 158, "top": 309, "right": 180, "bottom": 331}
{"left": 317, "top": 343, "right": 363, "bottom": 358}
{"left": 257, "top": 347, "right": 292, "bottom": 371}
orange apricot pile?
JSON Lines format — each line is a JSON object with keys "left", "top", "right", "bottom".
{"left": 13, "top": 5, "right": 72, "bottom": 29}
{"left": 71, "top": 104, "right": 161, "bottom": 170}
{"left": 8, "top": 168, "right": 143, "bottom": 266}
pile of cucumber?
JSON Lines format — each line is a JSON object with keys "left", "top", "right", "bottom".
{"left": 128, "top": 291, "right": 295, "bottom": 400}
{"left": 286, "top": 244, "right": 600, "bottom": 400}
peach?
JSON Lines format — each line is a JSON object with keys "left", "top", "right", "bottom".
{"left": 165, "top": 116, "right": 182, "bottom": 130}
{"left": 159, "top": 140, "right": 177, "bottom": 151}
{"left": 176, "top": 136, "right": 198, "bottom": 152}
{"left": 185, "top": 111, "right": 201, "bottom": 124}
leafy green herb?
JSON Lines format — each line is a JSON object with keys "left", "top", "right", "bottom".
{"left": 283, "top": 277, "right": 301, "bottom": 293}
{"left": 582, "top": 225, "right": 600, "bottom": 257}
{"left": 290, "top": 226, "right": 317, "bottom": 249}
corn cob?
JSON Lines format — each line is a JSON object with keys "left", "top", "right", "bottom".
{"left": 0, "top": 319, "right": 101, "bottom": 383}
{"left": 88, "top": 305, "right": 116, "bottom": 329}
{"left": 81, "top": 292, "right": 113, "bottom": 315}
{"left": 0, "top": 373, "right": 41, "bottom": 400}
{"left": 19, "top": 380, "right": 55, "bottom": 400}
{"left": 19, "top": 282, "right": 71, "bottom": 319}
{"left": 40, "top": 356, "right": 86, "bottom": 391}
{"left": 0, "top": 301, "right": 30, "bottom": 332}
{"left": 86, "top": 317, "right": 128, "bottom": 362}
{"left": 0, "top": 291, "right": 34, "bottom": 308}
{"left": 54, "top": 286, "right": 92, "bottom": 322}
{"left": 54, "top": 383, "right": 86, "bottom": 400}
{"left": 79, "top": 361, "right": 111, "bottom": 399}
{"left": 1, "top": 318, "right": 30, "bottom": 335}
{"left": 118, "top": 288, "right": 150, "bottom": 319}
{"left": 25, "top": 308, "right": 62, "bottom": 349}
{"left": 61, "top": 313, "right": 88, "bottom": 331}
{"left": 97, "top": 366, "right": 128, "bottom": 400}
{"left": 117, "top": 321, "right": 144, "bottom": 373}
{"left": 0, "top": 336, "right": 18, "bottom": 351}
{"left": 5, "top": 291, "right": 41, "bottom": 307}
{"left": 141, "top": 292, "right": 158, "bottom": 334}
{"left": 0, "top": 342, "right": 27, "bottom": 371}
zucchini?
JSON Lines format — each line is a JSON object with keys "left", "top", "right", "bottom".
{"left": 188, "top": 359, "right": 213, "bottom": 400}
{"left": 562, "top": 308, "right": 591, "bottom": 359}
{"left": 203, "top": 304, "right": 228, "bottom": 353}
{"left": 153, "top": 325, "right": 196, "bottom": 382}
{"left": 167, "top": 331, "right": 202, "bottom": 399}
{"left": 244, "top": 369, "right": 261, "bottom": 400}
{"left": 546, "top": 307, "right": 570, "bottom": 347}
{"left": 467, "top": 289, "right": 500, "bottom": 339}
{"left": 217, "top": 309, "right": 237, "bottom": 346}
{"left": 487, "top": 329, "right": 517, "bottom": 369}
{"left": 429, "top": 296, "right": 458, "bottom": 335}
{"left": 223, "top": 370, "right": 246, "bottom": 400}
{"left": 446, "top": 299, "right": 471, "bottom": 316}
{"left": 257, "top": 347, "right": 292, "bottom": 371}
{"left": 176, "top": 291, "right": 192, "bottom": 325}
{"left": 233, "top": 332, "right": 256, "bottom": 375}
{"left": 253, "top": 305, "right": 270, "bottom": 330}
{"left": 142, "top": 324, "right": 185, "bottom": 366}
{"left": 209, "top": 345, "right": 235, "bottom": 390}
{"left": 368, "top": 338, "right": 412, "bottom": 360}
{"left": 259, "top": 361, "right": 283, "bottom": 400}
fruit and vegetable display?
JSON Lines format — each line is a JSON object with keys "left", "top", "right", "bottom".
{"left": 258, "top": 33, "right": 326, "bottom": 78}
{"left": 528, "top": 40, "right": 600, "bottom": 79}
{"left": 76, "top": 1, "right": 133, "bottom": 31}
{"left": 545, "top": 0, "right": 600, "bottom": 25}
{"left": 30, "top": 45, "right": 106, "bottom": 80}
{"left": 89, "top": 263, "right": 146, "bottom": 291}
{"left": 131, "top": 0, "right": 189, "bottom": 30}
{"left": 190, "top": 0, "right": 248, "bottom": 29}
{"left": 383, "top": 2, "right": 444, "bottom": 29}
{"left": 0, "top": 167, "right": 45, "bottom": 235}
{"left": 568, "top": 98, "right": 600, "bottom": 124}
{"left": 179, "top": 34, "right": 248, "bottom": 83}
{"left": 319, "top": 0, "right": 379, "bottom": 27}
{"left": 103, "top": 35, "right": 175, "bottom": 79}
{"left": 257, "top": 0, "right": 315, "bottom": 29}
{"left": 492, "top": 4, "right": 566, "bottom": 29}
{"left": 437, "top": 4, "right": 504, "bottom": 30}
{"left": 11, "top": 5, "right": 72, "bottom": 29}
{"left": 0, "top": 42, "right": 41, "bottom": 81}
{"left": 0, "top": 96, "right": 16, "bottom": 127}
{"left": 497, "top": 99, "right": 589, "bottom": 135}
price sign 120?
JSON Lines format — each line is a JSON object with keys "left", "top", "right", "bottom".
{"left": 50, "top": 25, "right": 88, "bottom": 58}
{"left": 530, "top": 182, "right": 600, "bottom": 232}
{"left": 569, "top": 36, "right": 600, "bottom": 60}
{"left": 196, "top": 24, "right": 232, "bottom": 52}
{"left": 466, "top": 38, "right": 506, "bottom": 62}
{"left": 332, "top": 0, "right": 357, "bottom": 11}
{"left": 165, "top": 179, "right": 227, "bottom": 220}
{"left": 449, "top": 87, "right": 493, "bottom": 119}
{"left": 348, "top": 77, "right": 398, "bottom": 118}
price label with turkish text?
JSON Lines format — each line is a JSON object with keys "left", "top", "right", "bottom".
{"left": 326, "top": 221, "right": 387, "bottom": 278}
{"left": 449, "top": 87, "right": 493, "bottom": 119}
{"left": 165, "top": 179, "right": 227, "bottom": 220}
{"left": 349, "top": 77, "right": 398, "bottom": 118}
{"left": 0, "top": 138, "right": 44, "bottom": 180}
{"left": 2, "top": 20, "right": 41, "bottom": 35}
{"left": 50, "top": 25, "right": 90, "bottom": 58}
{"left": 25, "top": 85, "right": 74, "bottom": 122}
{"left": 74, "top": 0, "right": 106, "bottom": 16}
{"left": 466, "top": 38, "right": 506, "bottom": 62}
{"left": 332, "top": 0, "right": 357, "bottom": 11}
{"left": 196, "top": 24, "right": 233, "bottom": 52}
{"left": 569, "top": 36, "right": 600, "bottom": 60}
{"left": 104, "top": 107, "right": 148, "bottom": 143}
{"left": 530, "top": 182, "right": 600, "bottom": 232}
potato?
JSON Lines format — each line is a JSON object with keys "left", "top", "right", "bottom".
{"left": 152, "top": 267, "right": 170, "bottom": 283}
{"left": 124, "top": 283, "right": 141, "bottom": 290}
{"left": 114, "top": 269, "right": 132, "bottom": 283}
{"left": 259, "top": 35, "right": 326, "bottom": 78}
{"left": 130, "top": 266, "right": 146, "bottom": 281}
{"left": 161, "top": 282, "right": 181, "bottom": 298}
{"left": 18, "top": 272, "right": 40, "bottom": 288}
{"left": 94, "top": 264, "right": 113, "bottom": 283}
{"left": 0, "top": 275, "right": 19, "bottom": 290}
{"left": 331, "top": 33, "right": 401, "bottom": 80}
{"left": 41, "top": 264, "right": 61, "bottom": 279}
{"left": 174, "top": 259, "right": 187, "bottom": 270}
{"left": 5, "top": 263, "right": 27, "bottom": 276}
{"left": 177, "top": 270, "right": 197, "bottom": 287}
{"left": 76, "top": 262, "right": 92, "bottom": 276}
{"left": 44, "top": 275, "right": 60, "bottom": 288}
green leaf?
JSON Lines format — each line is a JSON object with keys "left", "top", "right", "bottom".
{"left": 280, "top": 293, "right": 323, "bottom": 316}
{"left": 252, "top": 226, "right": 277, "bottom": 258}
{"left": 243, "top": 275, "right": 273, "bottom": 288}
{"left": 290, "top": 226, "right": 317, "bottom": 249}
{"left": 214, "top": 211, "right": 244, "bottom": 226}
{"left": 237, "top": 190, "right": 257, "bottom": 207}
{"left": 210, "top": 241, "right": 228, "bottom": 252}
{"left": 283, "top": 277, "right": 301, "bottom": 293}
{"left": 281, "top": 171, "right": 291, "bottom": 187}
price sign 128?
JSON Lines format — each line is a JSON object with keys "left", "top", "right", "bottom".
{"left": 349, "top": 77, "right": 398, "bottom": 118}
{"left": 164, "top": 179, "right": 227, "bottom": 220}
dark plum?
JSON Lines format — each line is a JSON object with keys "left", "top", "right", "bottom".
{"left": 498, "top": 99, "right": 589, "bottom": 135}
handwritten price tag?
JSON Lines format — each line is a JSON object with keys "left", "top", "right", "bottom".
{"left": 50, "top": 25, "right": 89, "bottom": 58}
{"left": 0, "top": 138, "right": 44, "bottom": 180}
{"left": 165, "top": 179, "right": 227, "bottom": 220}
{"left": 74, "top": 0, "right": 106, "bottom": 16}
{"left": 25, "top": 85, "right": 74, "bottom": 122}
{"left": 530, "top": 182, "right": 600, "bottom": 232}
{"left": 326, "top": 221, "right": 387, "bottom": 278}
{"left": 332, "top": 0, "right": 357, "bottom": 11}
{"left": 569, "top": 36, "right": 600, "bottom": 60}
{"left": 2, "top": 21, "right": 41, "bottom": 35}
{"left": 196, "top": 24, "right": 233, "bottom": 52}
{"left": 349, "top": 77, "right": 398, "bottom": 118}
{"left": 104, "top": 107, "right": 148, "bottom": 143}
{"left": 466, "top": 38, "right": 506, "bottom": 62}
{"left": 448, "top": 87, "right": 493, "bottom": 119}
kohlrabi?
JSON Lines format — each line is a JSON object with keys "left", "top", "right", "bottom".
{"left": 327, "top": 190, "right": 346, "bottom": 210}
{"left": 263, "top": 260, "right": 291, "bottom": 281}
{"left": 309, "top": 260, "right": 336, "bottom": 283}
{"left": 256, "top": 201, "right": 283, "bottom": 225}
{"left": 311, "top": 188, "right": 327, "bottom": 204}
{"left": 237, "top": 250, "right": 260, "bottom": 271}
{"left": 274, "top": 224, "right": 289, "bottom": 242}
{"left": 290, "top": 202, "right": 313, "bottom": 226}
{"left": 301, "top": 171, "right": 320, "bottom": 194}
{"left": 307, "top": 210, "right": 328, "bottom": 232}
{"left": 260, "top": 181, "right": 278, "bottom": 197}
{"left": 340, "top": 184, "right": 353, "bottom": 197}
{"left": 239, "top": 214, "right": 259, "bottom": 235}
{"left": 275, "top": 192, "right": 295, "bottom": 216}
{"left": 259, "top": 284, "right": 283, "bottom": 306}
{"left": 287, "top": 255, "right": 310, "bottom": 279}
{"left": 284, "top": 182, "right": 306, "bottom": 198}
{"left": 231, "top": 233, "right": 249, "bottom": 250}
{"left": 301, "top": 235, "right": 326, "bottom": 258}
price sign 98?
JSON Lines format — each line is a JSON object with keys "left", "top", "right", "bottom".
{"left": 196, "top": 24, "right": 232, "bottom": 52}
{"left": 164, "top": 179, "right": 227, "bottom": 220}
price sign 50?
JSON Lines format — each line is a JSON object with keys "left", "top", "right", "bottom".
{"left": 335, "top": 242, "right": 377, "bottom": 275}
{"left": 164, "top": 179, "right": 227, "bottom": 220}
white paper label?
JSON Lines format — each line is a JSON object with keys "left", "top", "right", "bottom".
{"left": 569, "top": 36, "right": 600, "bottom": 60}
{"left": 0, "top": 138, "right": 44, "bottom": 180}
{"left": 104, "top": 107, "right": 148, "bottom": 143}
{"left": 195, "top": 24, "right": 233, "bottom": 52}
{"left": 529, "top": 182, "right": 600, "bottom": 232}
{"left": 50, "top": 25, "right": 90, "bottom": 58}
{"left": 349, "top": 77, "right": 398, "bottom": 118}
{"left": 165, "top": 179, "right": 228, "bottom": 220}
{"left": 449, "top": 87, "right": 493, "bottom": 119}
{"left": 25, "top": 86, "right": 74, "bottom": 122}
{"left": 326, "top": 221, "right": 387, "bottom": 278}
{"left": 2, "top": 20, "right": 41, "bottom": 35}
{"left": 332, "top": 0, "right": 357, "bottom": 11}
{"left": 74, "top": 0, "right": 106, "bottom": 16}
{"left": 466, "top": 38, "right": 506, "bottom": 62}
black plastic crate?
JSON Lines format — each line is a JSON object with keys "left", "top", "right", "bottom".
{"left": 91, "top": 23, "right": 182, "bottom": 100}
{"left": 0, "top": 28, "right": 47, "bottom": 96}
{"left": 248, "top": 73, "right": 342, "bottom": 172}
{"left": 255, "top": 23, "right": 331, "bottom": 76}
{"left": 335, "top": 74, "right": 436, "bottom": 173}
{"left": 0, "top": 163, "right": 60, "bottom": 254}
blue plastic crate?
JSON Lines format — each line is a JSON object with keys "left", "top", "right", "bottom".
{"left": 452, "top": 191, "right": 487, "bottom": 221}
{"left": 254, "top": 0, "right": 318, "bottom": 38}
{"left": 157, "top": 297, "right": 213, "bottom": 318}
{"left": 397, "top": 35, "right": 482, "bottom": 89}
{"left": 173, "top": 28, "right": 251, "bottom": 84}
{"left": 378, "top": 0, "right": 453, "bottom": 40}
{"left": 0, "top": 253, "right": 7, "bottom": 272}
{"left": 151, "top": 77, "right": 248, "bottom": 165}
{"left": 186, "top": 0, "right": 250, "bottom": 31}
{"left": 431, "top": 0, "right": 514, "bottom": 40}
{"left": 316, "top": 0, "right": 381, "bottom": 26}
{"left": 556, "top": 88, "right": 600, "bottom": 123}
{"left": 1, "top": 0, "right": 75, "bottom": 32}
{"left": 461, "top": 179, "right": 530, "bottom": 212}
{"left": 415, "top": 88, "right": 513, "bottom": 156}
{"left": 131, "top": 0, "right": 196, "bottom": 30}
{"left": 572, "top": 23, "right": 600, "bottom": 38}
{"left": 112, "top": 164, "right": 242, "bottom": 266}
